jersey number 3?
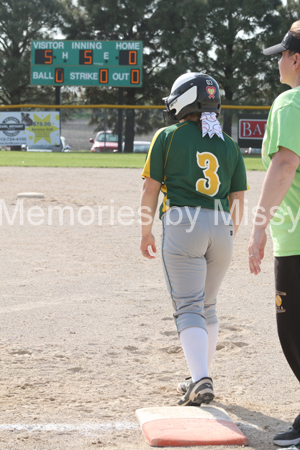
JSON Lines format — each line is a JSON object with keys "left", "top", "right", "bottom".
{"left": 196, "top": 151, "right": 221, "bottom": 197}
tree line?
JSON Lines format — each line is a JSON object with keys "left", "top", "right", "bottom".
{"left": 0, "top": 0, "right": 299, "bottom": 148}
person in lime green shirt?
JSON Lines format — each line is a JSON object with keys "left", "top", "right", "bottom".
{"left": 248, "top": 20, "right": 300, "bottom": 448}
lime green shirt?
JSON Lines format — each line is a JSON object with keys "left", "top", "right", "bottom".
{"left": 142, "top": 121, "right": 247, "bottom": 218}
{"left": 262, "top": 86, "right": 300, "bottom": 256}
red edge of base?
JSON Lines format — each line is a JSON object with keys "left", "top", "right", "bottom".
{"left": 142, "top": 418, "right": 249, "bottom": 447}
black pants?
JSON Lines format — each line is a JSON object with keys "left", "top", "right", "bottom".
{"left": 275, "top": 256, "right": 300, "bottom": 431}
{"left": 275, "top": 256, "right": 300, "bottom": 383}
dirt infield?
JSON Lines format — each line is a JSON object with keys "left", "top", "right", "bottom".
{"left": 0, "top": 167, "right": 299, "bottom": 450}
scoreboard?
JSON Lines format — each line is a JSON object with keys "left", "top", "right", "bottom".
{"left": 31, "top": 40, "right": 143, "bottom": 87}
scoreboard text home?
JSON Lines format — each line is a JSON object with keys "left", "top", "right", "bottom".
{"left": 31, "top": 41, "right": 143, "bottom": 87}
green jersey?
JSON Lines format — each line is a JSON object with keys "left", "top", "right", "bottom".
{"left": 142, "top": 120, "right": 247, "bottom": 218}
{"left": 262, "top": 86, "right": 300, "bottom": 257}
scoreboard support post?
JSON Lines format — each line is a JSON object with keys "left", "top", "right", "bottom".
{"left": 55, "top": 86, "right": 61, "bottom": 110}
{"left": 118, "top": 88, "right": 124, "bottom": 153}
{"left": 55, "top": 86, "right": 61, "bottom": 135}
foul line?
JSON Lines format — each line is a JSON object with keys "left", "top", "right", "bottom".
{"left": 0, "top": 422, "right": 139, "bottom": 434}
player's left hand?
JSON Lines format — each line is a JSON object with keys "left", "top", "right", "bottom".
{"left": 248, "top": 226, "right": 267, "bottom": 275}
{"left": 140, "top": 234, "right": 156, "bottom": 259}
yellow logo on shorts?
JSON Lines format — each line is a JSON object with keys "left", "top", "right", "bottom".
{"left": 275, "top": 295, "right": 282, "bottom": 307}
{"left": 275, "top": 291, "right": 286, "bottom": 313}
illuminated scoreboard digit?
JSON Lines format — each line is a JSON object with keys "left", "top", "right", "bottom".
{"left": 79, "top": 50, "right": 93, "bottom": 65}
{"left": 31, "top": 40, "right": 143, "bottom": 87}
{"left": 99, "top": 69, "right": 108, "bottom": 84}
{"left": 119, "top": 50, "right": 137, "bottom": 65}
{"left": 55, "top": 68, "right": 64, "bottom": 84}
{"left": 131, "top": 69, "right": 140, "bottom": 84}
{"left": 34, "top": 49, "right": 53, "bottom": 64}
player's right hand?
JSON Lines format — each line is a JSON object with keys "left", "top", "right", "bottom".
{"left": 140, "top": 234, "right": 156, "bottom": 259}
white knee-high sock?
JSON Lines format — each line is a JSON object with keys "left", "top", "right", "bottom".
{"left": 207, "top": 322, "right": 219, "bottom": 370}
{"left": 179, "top": 327, "right": 208, "bottom": 382}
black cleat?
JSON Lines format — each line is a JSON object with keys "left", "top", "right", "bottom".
{"left": 177, "top": 377, "right": 191, "bottom": 394}
{"left": 177, "top": 376, "right": 214, "bottom": 406}
{"left": 273, "top": 426, "right": 300, "bottom": 447}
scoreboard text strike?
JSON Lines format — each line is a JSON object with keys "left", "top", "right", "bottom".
{"left": 31, "top": 40, "right": 143, "bottom": 87}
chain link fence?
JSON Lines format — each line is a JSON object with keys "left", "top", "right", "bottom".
{"left": 0, "top": 105, "right": 270, "bottom": 153}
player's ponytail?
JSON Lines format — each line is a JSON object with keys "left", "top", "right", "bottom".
{"left": 182, "top": 112, "right": 202, "bottom": 131}
{"left": 197, "top": 117, "right": 202, "bottom": 132}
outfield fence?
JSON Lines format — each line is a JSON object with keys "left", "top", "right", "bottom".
{"left": 0, "top": 104, "right": 271, "bottom": 152}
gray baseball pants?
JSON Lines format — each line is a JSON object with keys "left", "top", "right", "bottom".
{"left": 161, "top": 206, "right": 234, "bottom": 333}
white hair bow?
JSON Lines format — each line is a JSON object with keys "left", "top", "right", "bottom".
{"left": 200, "top": 112, "right": 224, "bottom": 141}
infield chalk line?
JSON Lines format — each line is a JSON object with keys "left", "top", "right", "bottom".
{"left": 0, "top": 422, "right": 139, "bottom": 434}
{"left": 0, "top": 301, "right": 62, "bottom": 314}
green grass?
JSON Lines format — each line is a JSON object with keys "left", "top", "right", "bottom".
{"left": 243, "top": 155, "right": 265, "bottom": 171}
{"left": 0, "top": 151, "right": 147, "bottom": 168}
{"left": 0, "top": 150, "right": 265, "bottom": 170}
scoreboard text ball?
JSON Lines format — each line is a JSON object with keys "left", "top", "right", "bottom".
{"left": 31, "top": 40, "right": 143, "bottom": 87}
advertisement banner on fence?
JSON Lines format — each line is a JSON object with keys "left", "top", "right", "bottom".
{"left": 0, "top": 112, "right": 60, "bottom": 146}
{"left": 238, "top": 114, "right": 268, "bottom": 148}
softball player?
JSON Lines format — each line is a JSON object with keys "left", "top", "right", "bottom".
{"left": 140, "top": 73, "right": 247, "bottom": 406}
{"left": 248, "top": 21, "right": 300, "bottom": 447}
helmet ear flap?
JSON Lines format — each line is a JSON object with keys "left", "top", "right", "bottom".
{"left": 163, "top": 110, "right": 179, "bottom": 125}
{"left": 163, "top": 95, "right": 179, "bottom": 123}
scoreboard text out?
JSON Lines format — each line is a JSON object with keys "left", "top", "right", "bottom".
{"left": 31, "top": 41, "right": 143, "bottom": 87}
